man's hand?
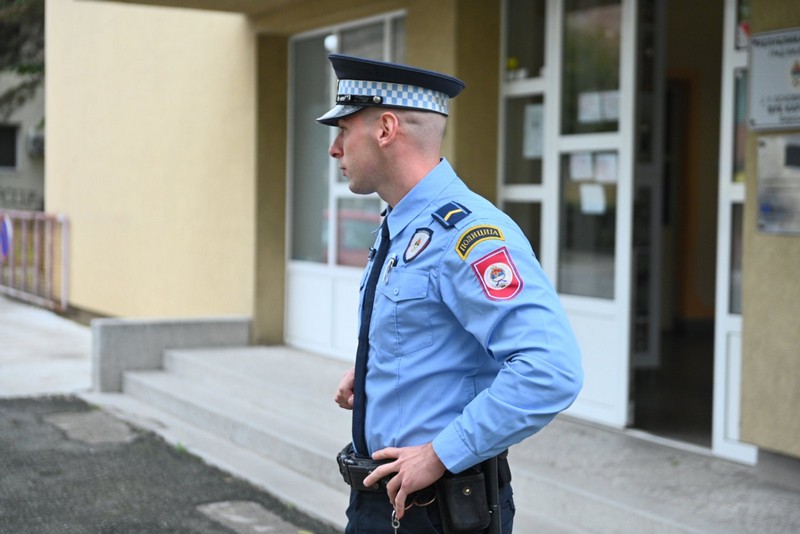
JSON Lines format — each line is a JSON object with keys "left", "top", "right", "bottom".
{"left": 334, "top": 367, "right": 355, "bottom": 410}
{"left": 362, "top": 443, "right": 446, "bottom": 519}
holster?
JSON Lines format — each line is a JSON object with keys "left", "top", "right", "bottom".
{"left": 336, "top": 444, "right": 394, "bottom": 492}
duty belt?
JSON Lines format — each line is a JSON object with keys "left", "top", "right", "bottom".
{"left": 336, "top": 443, "right": 511, "bottom": 493}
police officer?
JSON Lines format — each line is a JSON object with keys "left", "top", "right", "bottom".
{"left": 320, "top": 54, "right": 583, "bottom": 533}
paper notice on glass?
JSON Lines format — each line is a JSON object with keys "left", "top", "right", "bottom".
{"left": 523, "top": 104, "right": 544, "bottom": 159}
{"left": 595, "top": 153, "right": 618, "bottom": 183}
{"left": 580, "top": 183, "right": 606, "bottom": 215}
{"left": 570, "top": 152, "right": 594, "bottom": 181}
{"left": 601, "top": 90, "right": 620, "bottom": 121}
{"left": 578, "top": 92, "right": 602, "bottom": 123}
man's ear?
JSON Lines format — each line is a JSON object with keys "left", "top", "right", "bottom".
{"left": 377, "top": 111, "right": 399, "bottom": 147}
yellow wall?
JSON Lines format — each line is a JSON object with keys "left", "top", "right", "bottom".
{"left": 253, "top": 34, "right": 287, "bottom": 345}
{"left": 453, "top": 1, "right": 500, "bottom": 203}
{"left": 740, "top": 0, "right": 800, "bottom": 459}
{"left": 46, "top": 0, "right": 256, "bottom": 317}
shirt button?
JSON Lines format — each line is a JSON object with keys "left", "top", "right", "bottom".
{"left": 393, "top": 288, "right": 399, "bottom": 295}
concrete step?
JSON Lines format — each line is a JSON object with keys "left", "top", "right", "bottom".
{"left": 90, "top": 346, "right": 777, "bottom": 533}
{"left": 123, "top": 368, "right": 348, "bottom": 491}
{"left": 163, "top": 346, "right": 351, "bottom": 400}
{"left": 162, "top": 346, "right": 351, "bottom": 437}
{"left": 140, "top": 348, "right": 714, "bottom": 533}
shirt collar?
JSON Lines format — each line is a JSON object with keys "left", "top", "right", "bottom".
{"left": 386, "top": 158, "right": 457, "bottom": 238}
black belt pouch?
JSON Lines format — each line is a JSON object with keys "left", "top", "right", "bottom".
{"left": 436, "top": 470, "right": 491, "bottom": 533}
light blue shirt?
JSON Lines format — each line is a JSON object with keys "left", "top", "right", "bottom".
{"left": 359, "top": 158, "right": 583, "bottom": 474}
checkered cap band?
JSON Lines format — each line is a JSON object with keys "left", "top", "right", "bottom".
{"left": 337, "top": 79, "right": 449, "bottom": 115}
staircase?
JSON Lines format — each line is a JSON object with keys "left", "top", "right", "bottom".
{"left": 82, "top": 345, "right": 755, "bottom": 533}
{"left": 83, "top": 346, "right": 353, "bottom": 530}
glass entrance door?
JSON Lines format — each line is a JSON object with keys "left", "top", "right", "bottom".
{"left": 500, "top": 0, "right": 676, "bottom": 429}
{"left": 553, "top": 0, "right": 637, "bottom": 427}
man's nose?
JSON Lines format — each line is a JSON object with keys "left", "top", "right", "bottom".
{"left": 329, "top": 138, "right": 342, "bottom": 158}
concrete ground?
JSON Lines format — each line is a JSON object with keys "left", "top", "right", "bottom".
{"left": 0, "top": 396, "right": 339, "bottom": 534}
{"left": 0, "top": 296, "right": 337, "bottom": 534}
{"left": 0, "top": 295, "right": 91, "bottom": 397}
{"left": 2, "top": 295, "right": 800, "bottom": 533}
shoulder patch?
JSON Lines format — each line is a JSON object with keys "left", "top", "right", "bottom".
{"left": 432, "top": 202, "right": 471, "bottom": 229}
{"left": 455, "top": 225, "right": 504, "bottom": 260}
{"left": 471, "top": 247, "right": 523, "bottom": 300}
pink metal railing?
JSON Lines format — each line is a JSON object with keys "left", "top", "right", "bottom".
{"left": 0, "top": 210, "right": 69, "bottom": 311}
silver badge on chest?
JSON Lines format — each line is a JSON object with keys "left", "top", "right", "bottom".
{"left": 404, "top": 228, "right": 433, "bottom": 263}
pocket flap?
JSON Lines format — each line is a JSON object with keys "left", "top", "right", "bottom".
{"left": 380, "top": 270, "right": 429, "bottom": 302}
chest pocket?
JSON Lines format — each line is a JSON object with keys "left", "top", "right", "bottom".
{"left": 373, "top": 269, "right": 433, "bottom": 356}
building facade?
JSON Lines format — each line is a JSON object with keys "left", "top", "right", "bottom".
{"left": 0, "top": 73, "right": 44, "bottom": 211}
{"left": 46, "top": 0, "right": 800, "bottom": 467}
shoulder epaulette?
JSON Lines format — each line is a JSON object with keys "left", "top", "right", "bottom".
{"left": 431, "top": 201, "right": 471, "bottom": 229}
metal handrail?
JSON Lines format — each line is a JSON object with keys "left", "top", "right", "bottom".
{"left": 0, "top": 209, "right": 69, "bottom": 311}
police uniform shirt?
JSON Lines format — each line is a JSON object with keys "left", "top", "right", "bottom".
{"left": 360, "top": 158, "right": 583, "bottom": 474}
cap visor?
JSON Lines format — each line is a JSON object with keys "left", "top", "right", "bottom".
{"left": 316, "top": 104, "right": 364, "bottom": 126}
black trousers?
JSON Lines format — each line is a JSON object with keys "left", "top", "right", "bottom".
{"left": 345, "top": 482, "right": 515, "bottom": 534}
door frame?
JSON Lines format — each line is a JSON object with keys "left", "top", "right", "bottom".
{"left": 711, "top": 0, "right": 757, "bottom": 464}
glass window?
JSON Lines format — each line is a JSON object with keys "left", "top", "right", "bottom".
{"left": 558, "top": 151, "right": 617, "bottom": 298}
{"left": 392, "top": 18, "right": 406, "bottom": 63}
{"left": 635, "top": 0, "right": 656, "bottom": 164}
{"left": 0, "top": 125, "right": 18, "bottom": 168}
{"left": 505, "top": 0, "right": 546, "bottom": 80}
{"left": 733, "top": 69, "right": 747, "bottom": 183}
{"left": 334, "top": 198, "right": 382, "bottom": 268}
{"left": 504, "top": 202, "right": 542, "bottom": 260}
{"left": 561, "top": 0, "right": 622, "bottom": 135}
{"left": 504, "top": 95, "right": 544, "bottom": 184}
{"left": 290, "top": 14, "right": 404, "bottom": 267}
{"left": 340, "top": 22, "right": 384, "bottom": 59}
{"left": 290, "top": 36, "right": 331, "bottom": 263}
{"left": 336, "top": 23, "right": 386, "bottom": 185}
{"left": 729, "top": 204, "right": 743, "bottom": 314}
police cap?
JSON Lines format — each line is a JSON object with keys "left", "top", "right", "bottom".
{"left": 316, "top": 54, "right": 466, "bottom": 127}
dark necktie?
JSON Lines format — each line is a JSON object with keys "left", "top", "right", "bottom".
{"left": 352, "top": 218, "right": 390, "bottom": 455}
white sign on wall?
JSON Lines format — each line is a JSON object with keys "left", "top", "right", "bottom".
{"left": 749, "top": 27, "right": 800, "bottom": 130}
{"left": 757, "top": 135, "right": 800, "bottom": 235}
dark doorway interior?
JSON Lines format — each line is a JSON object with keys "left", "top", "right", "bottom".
{"left": 634, "top": 324, "right": 714, "bottom": 447}
{"left": 631, "top": 67, "right": 719, "bottom": 448}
